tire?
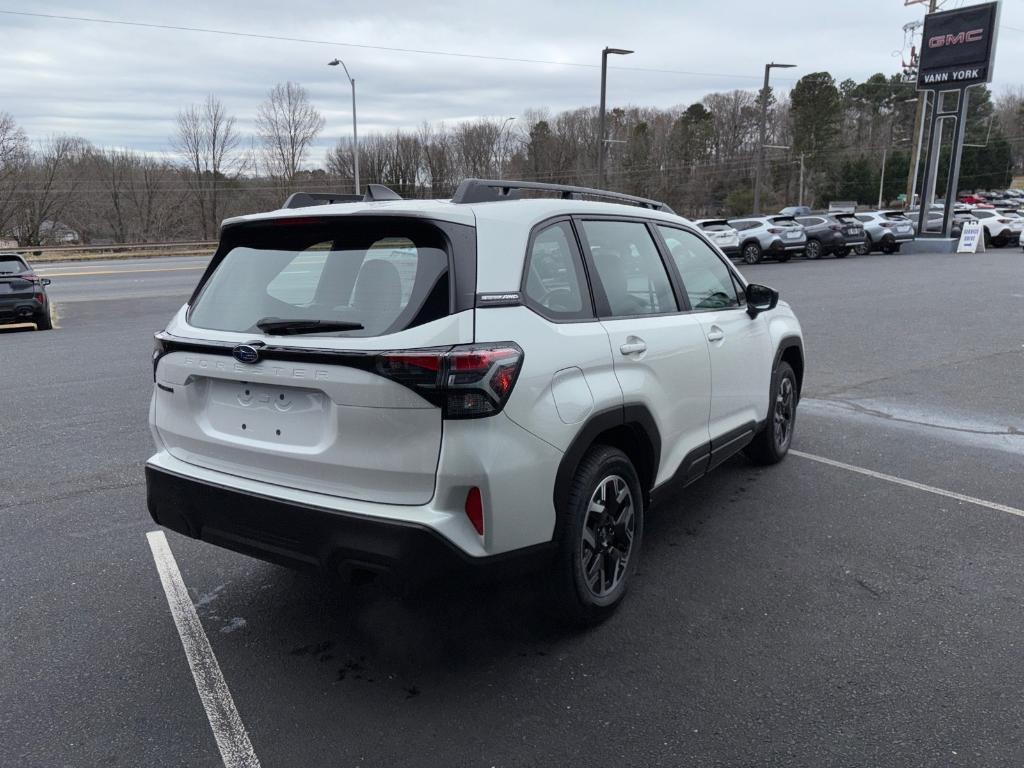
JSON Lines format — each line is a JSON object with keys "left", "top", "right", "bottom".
{"left": 804, "top": 239, "right": 822, "bottom": 260}
{"left": 855, "top": 236, "right": 872, "bottom": 256}
{"left": 34, "top": 309, "right": 52, "bottom": 331}
{"left": 992, "top": 236, "right": 1007, "bottom": 248}
{"left": 880, "top": 237, "right": 897, "bottom": 255}
{"left": 741, "top": 241, "right": 762, "bottom": 264}
{"left": 551, "top": 445, "right": 644, "bottom": 626}
{"left": 835, "top": 247, "right": 849, "bottom": 258}
{"left": 745, "top": 361, "right": 798, "bottom": 466}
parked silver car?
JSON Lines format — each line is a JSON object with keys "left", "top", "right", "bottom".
{"left": 694, "top": 219, "right": 740, "bottom": 258}
{"left": 853, "top": 211, "right": 915, "bottom": 254}
{"left": 727, "top": 216, "right": 807, "bottom": 264}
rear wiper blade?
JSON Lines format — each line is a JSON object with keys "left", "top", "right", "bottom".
{"left": 255, "top": 317, "right": 364, "bottom": 335}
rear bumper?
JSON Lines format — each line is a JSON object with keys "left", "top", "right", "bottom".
{"left": 0, "top": 297, "right": 43, "bottom": 323}
{"left": 146, "top": 464, "right": 555, "bottom": 583}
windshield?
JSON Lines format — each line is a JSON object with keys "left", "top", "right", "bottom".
{"left": 189, "top": 218, "right": 452, "bottom": 337}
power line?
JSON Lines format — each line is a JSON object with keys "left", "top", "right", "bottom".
{"left": 0, "top": 8, "right": 961, "bottom": 89}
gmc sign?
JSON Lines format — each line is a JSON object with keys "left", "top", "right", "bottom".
{"left": 917, "top": 2, "right": 999, "bottom": 89}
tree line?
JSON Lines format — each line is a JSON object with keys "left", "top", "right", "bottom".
{"left": 1, "top": 73, "right": 1021, "bottom": 246}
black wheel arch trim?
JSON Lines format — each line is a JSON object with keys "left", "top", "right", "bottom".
{"left": 553, "top": 404, "right": 661, "bottom": 534}
{"left": 773, "top": 336, "right": 804, "bottom": 396}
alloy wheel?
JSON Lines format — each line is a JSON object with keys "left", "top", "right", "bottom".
{"left": 580, "top": 475, "right": 636, "bottom": 598}
{"left": 774, "top": 376, "right": 795, "bottom": 451}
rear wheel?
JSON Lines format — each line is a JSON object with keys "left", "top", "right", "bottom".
{"left": 742, "top": 242, "right": 762, "bottom": 264}
{"left": 34, "top": 308, "right": 52, "bottom": 331}
{"left": 881, "top": 237, "right": 898, "bottom": 255}
{"left": 855, "top": 236, "right": 872, "bottom": 256}
{"left": 804, "top": 239, "right": 822, "bottom": 260}
{"left": 551, "top": 445, "right": 644, "bottom": 626}
{"left": 745, "top": 361, "right": 797, "bottom": 466}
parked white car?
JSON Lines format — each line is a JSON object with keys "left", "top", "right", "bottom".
{"left": 970, "top": 208, "right": 1023, "bottom": 247}
{"left": 694, "top": 219, "right": 740, "bottom": 258}
{"left": 726, "top": 215, "right": 807, "bottom": 264}
{"left": 146, "top": 180, "right": 804, "bottom": 623}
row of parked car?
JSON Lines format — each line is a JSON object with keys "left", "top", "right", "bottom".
{"left": 696, "top": 193, "right": 1024, "bottom": 264}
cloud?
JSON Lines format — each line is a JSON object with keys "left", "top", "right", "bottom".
{"left": 4, "top": 0, "right": 1022, "bottom": 160}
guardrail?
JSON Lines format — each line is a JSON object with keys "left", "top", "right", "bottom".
{"left": 17, "top": 241, "right": 218, "bottom": 263}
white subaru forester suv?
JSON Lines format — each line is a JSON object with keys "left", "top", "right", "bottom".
{"left": 147, "top": 180, "right": 804, "bottom": 624}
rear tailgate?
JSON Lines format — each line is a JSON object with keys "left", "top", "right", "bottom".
{"left": 0, "top": 275, "right": 37, "bottom": 320}
{"left": 152, "top": 214, "right": 476, "bottom": 505}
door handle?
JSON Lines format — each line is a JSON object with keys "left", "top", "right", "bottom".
{"left": 619, "top": 340, "right": 647, "bottom": 355}
{"left": 706, "top": 326, "right": 724, "bottom": 343}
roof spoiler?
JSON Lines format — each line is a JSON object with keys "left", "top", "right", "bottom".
{"left": 451, "top": 178, "right": 674, "bottom": 213}
{"left": 282, "top": 184, "right": 402, "bottom": 209}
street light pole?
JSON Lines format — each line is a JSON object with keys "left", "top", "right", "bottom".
{"left": 798, "top": 153, "right": 805, "bottom": 208}
{"left": 597, "top": 46, "right": 633, "bottom": 188}
{"left": 496, "top": 116, "right": 516, "bottom": 179}
{"left": 753, "top": 62, "right": 796, "bottom": 215}
{"left": 328, "top": 58, "right": 359, "bottom": 195}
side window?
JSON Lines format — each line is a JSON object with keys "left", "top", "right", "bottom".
{"left": 657, "top": 226, "right": 742, "bottom": 311}
{"left": 523, "top": 221, "right": 592, "bottom": 320}
{"left": 581, "top": 220, "right": 678, "bottom": 318}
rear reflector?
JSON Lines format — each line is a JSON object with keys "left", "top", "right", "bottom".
{"left": 465, "top": 487, "right": 484, "bottom": 535}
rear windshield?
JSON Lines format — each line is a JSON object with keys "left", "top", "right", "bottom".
{"left": 0, "top": 256, "right": 26, "bottom": 274}
{"left": 698, "top": 221, "right": 730, "bottom": 231}
{"left": 189, "top": 218, "right": 452, "bottom": 337}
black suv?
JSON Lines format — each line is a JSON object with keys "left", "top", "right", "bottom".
{"left": 795, "top": 214, "right": 865, "bottom": 259}
{"left": 0, "top": 253, "right": 52, "bottom": 330}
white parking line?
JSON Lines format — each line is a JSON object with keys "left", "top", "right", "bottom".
{"left": 146, "top": 531, "right": 261, "bottom": 768}
{"left": 790, "top": 450, "right": 1024, "bottom": 518}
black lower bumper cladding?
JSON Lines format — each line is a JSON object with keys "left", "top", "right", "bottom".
{"left": 145, "top": 467, "right": 552, "bottom": 583}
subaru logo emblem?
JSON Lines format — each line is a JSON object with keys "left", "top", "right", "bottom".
{"left": 233, "top": 345, "right": 260, "bottom": 364}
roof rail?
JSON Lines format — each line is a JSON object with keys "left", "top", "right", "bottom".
{"left": 282, "top": 184, "right": 402, "bottom": 209}
{"left": 451, "top": 178, "right": 675, "bottom": 214}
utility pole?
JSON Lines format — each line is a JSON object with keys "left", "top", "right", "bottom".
{"left": 878, "top": 147, "right": 888, "bottom": 209}
{"left": 798, "top": 153, "right": 805, "bottom": 208}
{"left": 597, "top": 47, "right": 633, "bottom": 188}
{"left": 904, "top": 0, "right": 938, "bottom": 208}
{"left": 753, "top": 62, "right": 796, "bottom": 215}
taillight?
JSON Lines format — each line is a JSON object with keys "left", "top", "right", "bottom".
{"left": 34, "top": 293, "right": 45, "bottom": 304}
{"left": 377, "top": 342, "right": 524, "bottom": 419}
{"left": 152, "top": 334, "right": 169, "bottom": 381}
{"left": 464, "top": 487, "right": 484, "bottom": 535}
{"left": 767, "top": 227, "right": 782, "bottom": 234}
{"left": 880, "top": 222, "right": 895, "bottom": 228}
{"left": 829, "top": 224, "right": 843, "bottom": 232}
{"left": 998, "top": 218, "right": 1011, "bottom": 224}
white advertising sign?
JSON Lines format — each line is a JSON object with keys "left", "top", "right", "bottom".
{"left": 957, "top": 220, "right": 986, "bottom": 253}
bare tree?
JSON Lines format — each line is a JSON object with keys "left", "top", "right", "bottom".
{"left": 173, "top": 94, "right": 241, "bottom": 239}
{"left": 0, "top": 113, "right": 28, "bottom": 236}
{"left": 256, "top": 82, "right": 325, "bottom": 188}
{"left": 16, "top": 135, "right": 90, "bottom": 246}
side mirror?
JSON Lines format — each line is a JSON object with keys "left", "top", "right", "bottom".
{"left": 745, "top": 283, "right": 778, "bottom": 317}
{"left": 41, "top": 278, "right": 52, "bottom": 286}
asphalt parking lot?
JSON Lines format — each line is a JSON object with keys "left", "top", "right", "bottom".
{"left": 2, "top": 248, "right": 1023, "bottom": 767}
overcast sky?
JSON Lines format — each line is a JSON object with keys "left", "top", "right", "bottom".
{"left": 2, "top": 0, "right": 1022, "bottom": 161}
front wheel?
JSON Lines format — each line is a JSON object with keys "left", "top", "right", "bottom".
{"left": 551, "top": 445, "right": 644, "bottom": 626}
{"left": 804, "top": 239, "right": 822, "bottom": 260}
{"left": 855, "top": 236, "right": 871, "bottom": 256}
{"left": 745, "top": 361, "right": 797, "bottom": 465}
{"left": 742, "top": 242, "right": 762, "bottom": 264}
